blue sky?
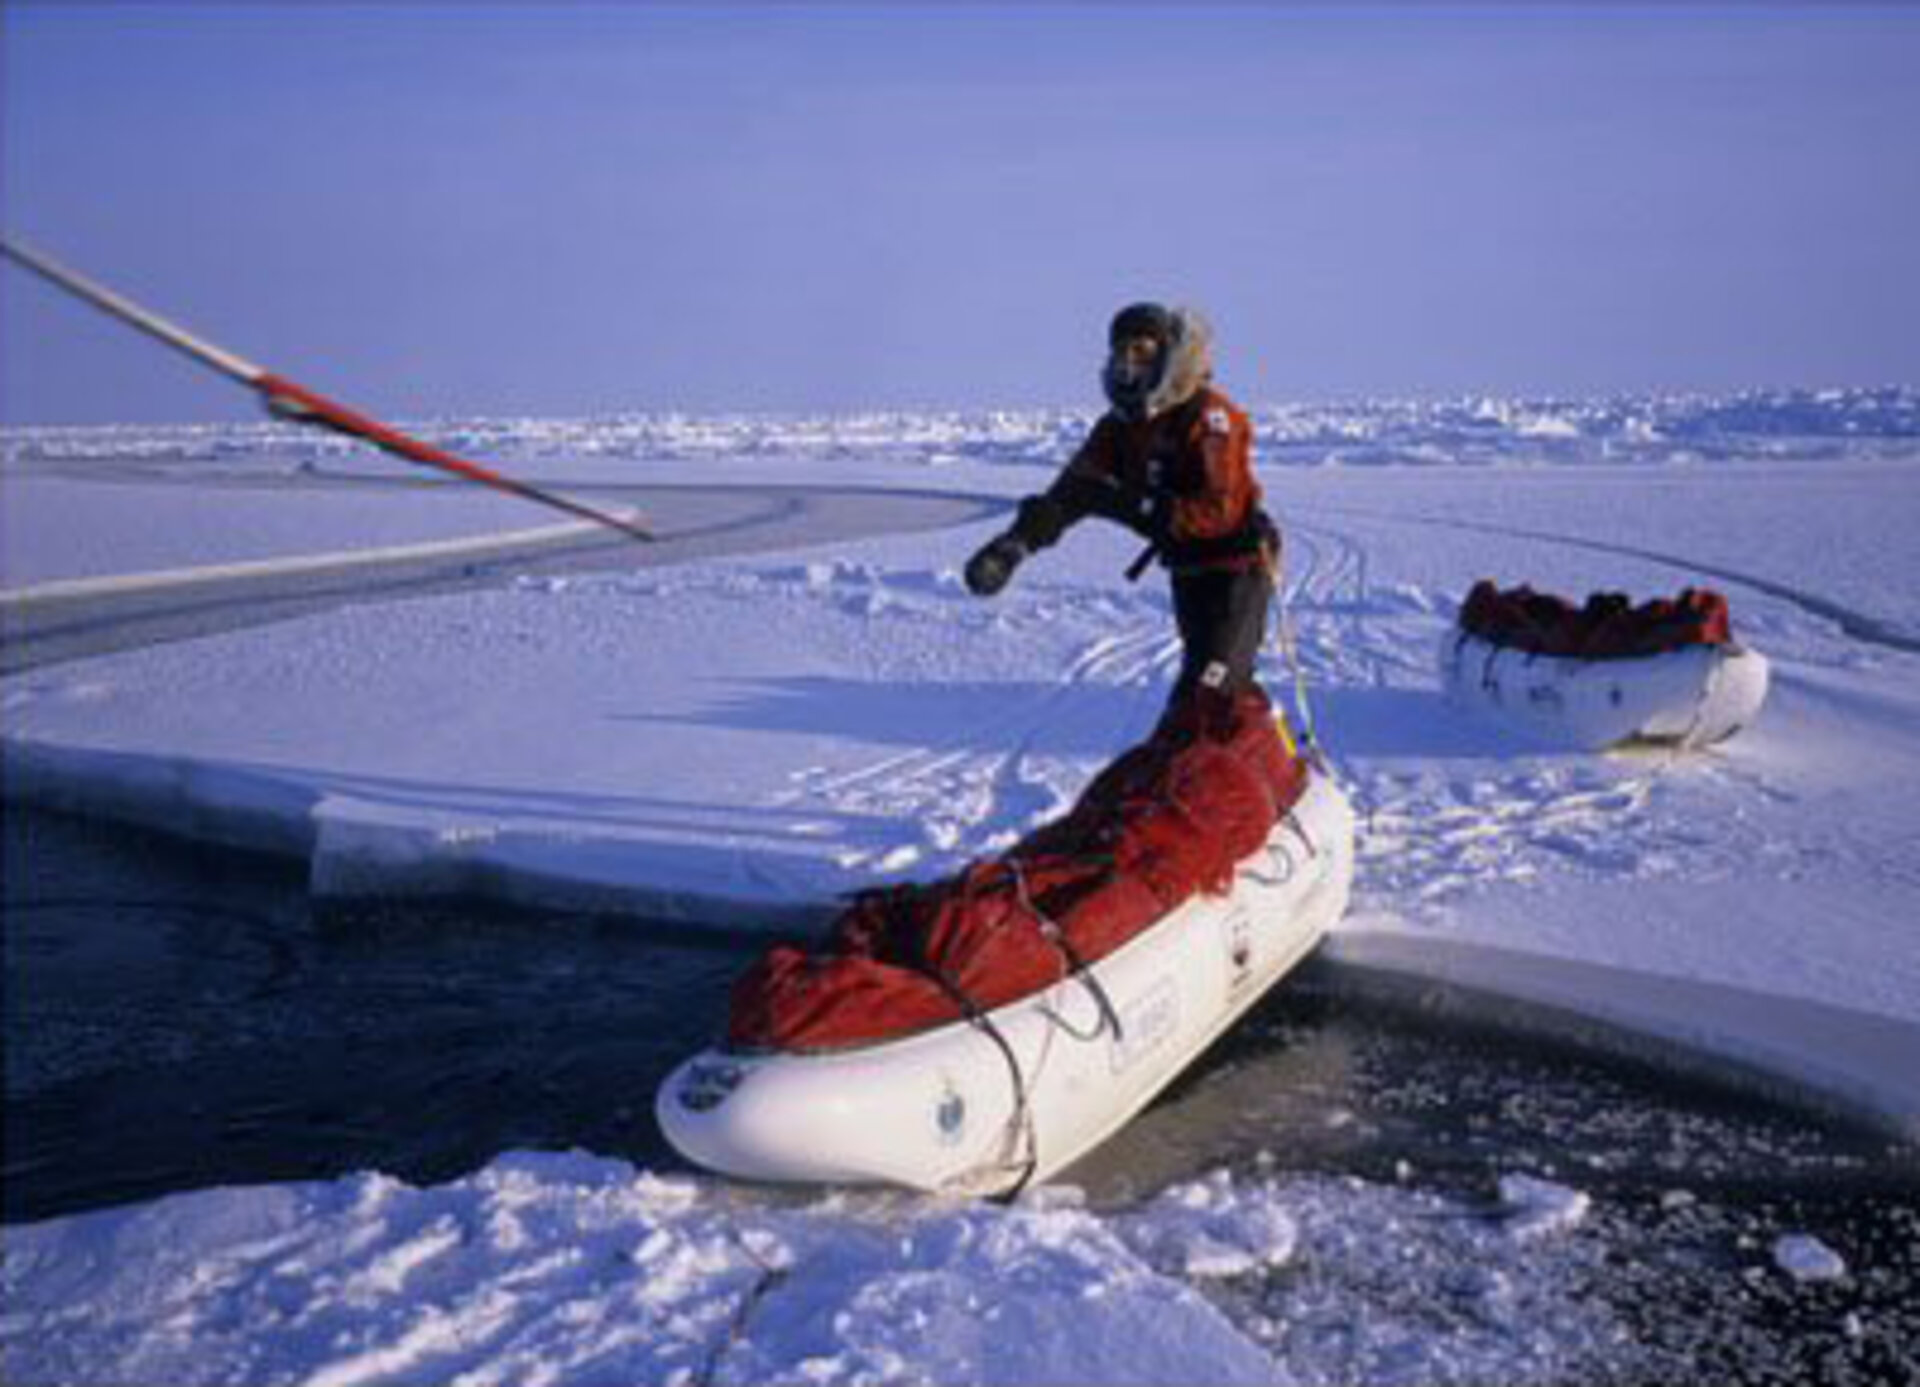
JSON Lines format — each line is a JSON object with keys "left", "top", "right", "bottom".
{"left": 3, "top": 4, "right": 1916, "bottom": 424}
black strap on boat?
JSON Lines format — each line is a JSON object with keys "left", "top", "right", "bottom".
{"left": 1007, "top": 859, "right": 1125, "bottom": 1044}
{"left": 917, "top": 955, "right": 1038, "bottom": 1201}
{"left": 1284, "top": 808, "right": 1319, "bottom": 859}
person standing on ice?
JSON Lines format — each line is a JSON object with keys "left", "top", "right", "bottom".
{"left": 963, "top": 301, "right": 1278, "bottom": 722}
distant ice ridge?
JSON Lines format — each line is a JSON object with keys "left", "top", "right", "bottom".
{"left": 5, "top": 386, "right": 1916, "bottom": 473}
{"left": 1251, "top": 385, "right": 1920, "bottom": 468}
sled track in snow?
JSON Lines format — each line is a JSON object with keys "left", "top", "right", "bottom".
{"left": 1279, "top": 521, "right": 1441, "bottom": 691}
{"left": 778, "top": 514, "right": 1413, "bottom": 870}
{"left": 773, "top": 604, "right": 1181, "bottom": 867}
{"left": 781, "top": 516, "right": 1394, "bottom": 870}
{"left": 1306, "top": 502, "right": 1920, "bottom": 656}
{"left": 1269, "top": 515, "right": 1687, "bottom": 916}
{"left": 1270, "top": 503, "right": 1915, "bottom": 908}
{"left": 0, "top": 484, "right": 1003, "bottom": 673}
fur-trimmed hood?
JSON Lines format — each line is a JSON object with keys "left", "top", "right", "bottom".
{"left": 1144, "top": 305, "right": 1214, "bottom": 419}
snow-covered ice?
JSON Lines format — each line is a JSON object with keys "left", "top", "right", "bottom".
{"left": 8, "top": 397, "right": 1919, "bottom": 1023}
{"left": 4, "top": 389, "right": 1919, "bottom": 1383}
{"left": 1, "top": 1152, "right": 1639, "bottom": 1387}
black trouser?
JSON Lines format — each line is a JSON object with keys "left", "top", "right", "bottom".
{"left": 1170, "top": 564, "right": 1273, "bottom": 700}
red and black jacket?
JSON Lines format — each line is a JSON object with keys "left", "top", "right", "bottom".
{"left": 1014, "top": 387, "right": 1275, "bottom": 575}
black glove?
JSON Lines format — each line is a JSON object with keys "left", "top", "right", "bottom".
{"left": 1012, "top": 494, "right": 1068, "bottom": 549}
{"left": 964, "top": 534, "right": 1028, "bottom": 597}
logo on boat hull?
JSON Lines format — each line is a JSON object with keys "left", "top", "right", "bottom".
{"left": 1110, "top": 977, "right": 1180, "bottom": 1075}
{"left": 935, "top": 1080, "right": 967, "bottom": 1145}
{"left": 1224, "top": 908, "right": 1255, "bottom": 997}
{"left": 678, "top": 1059, "right": 745, "bottom": 1112}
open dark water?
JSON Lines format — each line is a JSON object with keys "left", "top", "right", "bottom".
{"left": 5, "top": 802, "right": 1917, "bottom": 1384}
{"left": 2, "top": 802, "right": 748, "bottom": 1219}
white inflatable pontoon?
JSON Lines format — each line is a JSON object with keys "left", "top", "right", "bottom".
{"left": 657, "top": 768, "right": 1355, "bottom": 1198}
{"left": 1441, "top": 629, "right": 1770, "bottom": 751}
